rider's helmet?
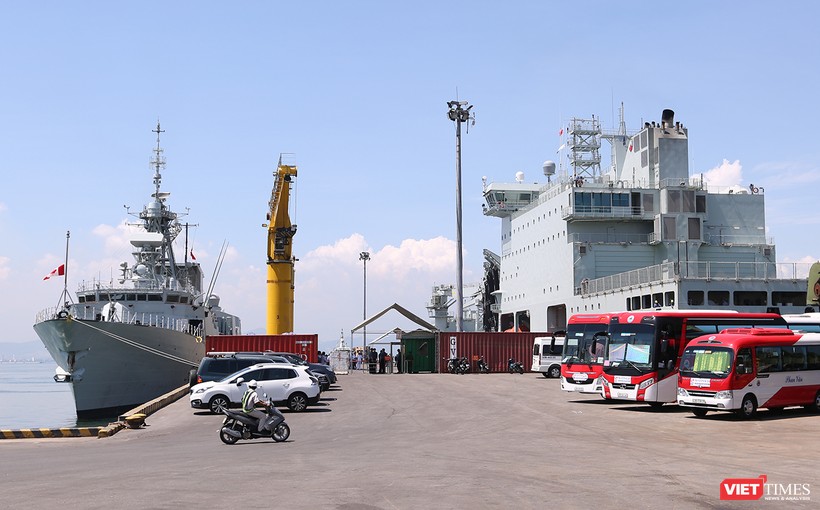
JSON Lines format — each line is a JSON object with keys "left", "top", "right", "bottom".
{"left": 248, "top": 379, "right": 258, "bottom": 389}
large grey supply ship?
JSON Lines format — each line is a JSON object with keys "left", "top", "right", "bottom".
{"left": 483, "top": 107, "right": 808, "bottom": 332}
{"left": 34, "top": 124, "right": 241, "bottom": 418}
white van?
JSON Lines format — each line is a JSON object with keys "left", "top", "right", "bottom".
{"left": 532, "top": 334, "right": 565, "bottom": 378}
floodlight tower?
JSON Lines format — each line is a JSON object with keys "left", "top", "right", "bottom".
{"left": 359, "top": 251, "right": 370, "bottom": 361}
{"left": 447, "top": 100, "right": 475, "bottom": 332}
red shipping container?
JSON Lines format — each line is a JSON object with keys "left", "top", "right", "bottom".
{"left": 437, "top": 332, "right": 554, "bottom": 373}
{"left": 205, "top": 334, "right": 319, "bottom": 363}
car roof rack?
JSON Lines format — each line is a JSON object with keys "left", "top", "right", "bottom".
{"left": 205, "top": 351, "right": 288, "bottom": 358}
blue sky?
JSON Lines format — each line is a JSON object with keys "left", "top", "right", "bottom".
{"left": 2, "top": 2, "right": 820, "bottom": 353}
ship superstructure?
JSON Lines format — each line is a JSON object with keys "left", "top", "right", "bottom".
{"left": 483, "top": 107, "right": 809, "bottom": 332}
{"left": 34, "top": 123, "right": 241, "bottom": 418}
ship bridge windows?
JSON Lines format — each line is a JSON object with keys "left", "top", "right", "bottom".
{"left": 573, "top": 191, "right": 632, "bottom": 215}
{"left": 707, "top": 291, "right": 730, "bottom": 306}
{"left": 166, "top": 294, "right": 180, "bottom": 303}
{"left": 733, "top": 291, "right": 767, "bottom": 307}
{"left": 147, "top": 294, "right": 162, "bottom": 302}
{"left": 772, "top": 291, "right": 806, "bottom": 307}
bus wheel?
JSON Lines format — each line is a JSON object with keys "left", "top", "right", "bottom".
{"left": 736, "top": 395, "right": 757, "bottom": 419}
{"left": 692, "top": 409, "right": 708, "bottom": 418}
{"left": 806, "top": 391, "right": 820, "bottom": 413}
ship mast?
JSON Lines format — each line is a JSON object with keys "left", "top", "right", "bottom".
{"left": 140, "top": 121, "right": 181, "bottom": 288}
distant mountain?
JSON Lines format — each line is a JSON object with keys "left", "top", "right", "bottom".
{"left": 0, "top": 341, "right": 50, "bottom": 362}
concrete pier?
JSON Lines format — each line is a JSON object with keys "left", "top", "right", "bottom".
{"left": 1, "top": 370, "right": 817, "bottom": 508}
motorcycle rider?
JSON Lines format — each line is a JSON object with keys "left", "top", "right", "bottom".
{"left": 241, "top": 379, "right": 284, "bottom": 433}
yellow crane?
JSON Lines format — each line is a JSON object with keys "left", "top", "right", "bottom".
{"left": 266, "top": 157, "right": 298, "bottom": 334}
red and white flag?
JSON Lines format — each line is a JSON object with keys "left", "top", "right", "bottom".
{"left": 190, "top": 250, "right": 196, "bottom": 261}
{"left": 43, "top": 264, "right": 65, "bottom": 281}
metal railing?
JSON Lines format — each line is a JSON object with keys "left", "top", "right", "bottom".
{"left": 35, "top": 306, "right": 204, "bottom": 337}
{"left": 568, "top": 232, "right": 651, "bottom": 244}
{"left": 703, "top": 234, "right": 774, "bottom": 246}
{"left": 575, "top": 261, "right": 811, "bottom": 296}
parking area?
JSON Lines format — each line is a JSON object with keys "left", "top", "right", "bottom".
{"left": 1, "top": 371, "right": 817, "bottom": 508}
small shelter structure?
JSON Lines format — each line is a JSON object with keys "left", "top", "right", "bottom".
{"left": 351, "top": 303, "right": 437, "bottom": 373}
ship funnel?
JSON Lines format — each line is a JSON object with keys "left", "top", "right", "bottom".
{"left": 662, "top": 109, "right": 675, "bottom": 128}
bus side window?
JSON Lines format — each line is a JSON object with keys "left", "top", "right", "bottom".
{"left": 755, "top": 346, "right": 781, "bottom": 373}
{"left": 782, "top": 346, "right": 807, "bottom": 371}
{"left": 735, "top": 348, "right": 753, "bottom": 374}
{"left": 808, "top": 345, "right": 820, "bottom": 370}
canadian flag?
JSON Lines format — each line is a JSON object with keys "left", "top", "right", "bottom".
{"left": 190, "top": 250, "right": 196, "bottom": 261}
{"left": 43, "top": 264, "right": 65, "bottom": 281}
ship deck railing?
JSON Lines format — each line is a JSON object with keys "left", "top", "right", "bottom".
{"left": 34, "top": 306, "right": 204, "bottom": 338}
{"left": 576, "top": 261, "right": 811, "bottom": 296}
{"left": 74, "top": 278, "right": 194, "bottom": 294}
{"left": 568, "top": 232, "right": 775, "bottom": 245}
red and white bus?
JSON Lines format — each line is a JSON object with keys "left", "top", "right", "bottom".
{"left": 560, "top": 314, "right": 611, "bottom": 394}
{"left": 599, "top": 311, "right": 787, "bottom": 406}
{"left": 677, "top": 328, "right": 820, "bottom": 418}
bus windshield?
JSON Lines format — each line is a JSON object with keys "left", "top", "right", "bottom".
{"left": 562, "top": 325, "right": 606, "bottom": 364}
{"left": 679, "top": 347, "right": 733, "bottom": 379}
{"left": 606, "top": 323, "right": 654, "bottom": 370}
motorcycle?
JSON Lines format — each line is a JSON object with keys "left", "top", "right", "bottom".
{"left": 445, "top": 357, "right": 459, "bottom": 374}
{"left": 455, "top": 357, "right": 470, "bottom": 375}
{"left": 508, "top": 358, "right": 524, "bottom": 374}
{"left": 476, "top": 356, "right": 490, "bottom": 374}
{"left": 219, "top": 398, "right": 291, "bottom": 445}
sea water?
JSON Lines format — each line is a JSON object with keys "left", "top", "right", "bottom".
{"left": 0, "top": 362, "right": 113, "bottom": 429}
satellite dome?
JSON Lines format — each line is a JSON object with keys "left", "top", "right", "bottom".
{"left": 542, "top": 160, "right": 556, "bottom": 176}
{"left": 515, "top": 171, "right": 525, "bottom": 183}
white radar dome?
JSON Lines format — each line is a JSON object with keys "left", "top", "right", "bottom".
{"left": 515, "top": 171, "right": 525, "bottom": 183}
{"left": 542, "top": 160, "right": 556, "bottom": 176}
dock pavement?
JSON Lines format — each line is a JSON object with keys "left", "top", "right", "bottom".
{"left": 1, "top": 369, "right": 817, "bottom": 509}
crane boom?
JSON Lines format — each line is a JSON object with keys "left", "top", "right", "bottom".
{"left": 266, "top": 158, "right": 298, "bottom": 334}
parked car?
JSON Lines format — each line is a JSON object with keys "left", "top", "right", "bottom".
{"left": 194, "top": 351, "right": 329, "bottom": 391}
{"left": 189, "top": 363, "right": 320, "bottom": 413}
{"left": 264, "top": 351, "right": 338, "bottom": 385}
{"left": 190, "top": 352, "right": 291, "bottom": 387}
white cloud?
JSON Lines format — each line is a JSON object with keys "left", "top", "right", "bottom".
{"left": 288, "top": 234, "right": 465, "bottom": 350}
{"left": 92, "top": 221, "right": 137, "bottom": 256}
{"left": 0, "top": 256, "right": 9, "bottom": 280}
{"left": 702, "top": 159, "right": 743, "bottom": 189}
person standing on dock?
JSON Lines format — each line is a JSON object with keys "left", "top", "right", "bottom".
{"left": 369, "top": 348, "right": 377, "bottom": 373}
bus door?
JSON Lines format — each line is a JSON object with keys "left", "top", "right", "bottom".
{"left": 656, "top": 318, "right": 683, "bottom": 380}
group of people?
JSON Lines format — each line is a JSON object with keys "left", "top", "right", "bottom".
{"left": 350, "top": 348, "right": 404, "bottom": 374}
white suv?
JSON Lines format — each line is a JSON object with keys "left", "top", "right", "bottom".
{"left": 189, "top": 363, "right": 320, "bottom": 414}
